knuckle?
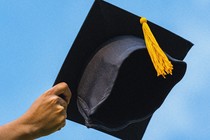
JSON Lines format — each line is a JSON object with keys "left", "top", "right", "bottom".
{"left": 57, "top": 114, "right": 66, "bottom": 125}
{"left": 50, "top": 96, "right": 60, "bottom": 104}
{"left": 62, "top": 115, "right": 66, "bottom": 122}
{"left": 62, "top": 101, "right": 68, "bottom": 108}
{"left": 44, "top": 89, "right": 53, "bottom": 96}
{"left": 61, "top": 115, "right": 67, "bottom": 123}
{"left": 59, "top": 98, "right": 68, "bottom": 108}
{"left": 56, "top": 105, "right": 65, "bottom": 113}
{"left": 63, "top": 112, "right": 67, "bottom": 119}
{"left": 59, "top": 82, "right": 68, "bottom": 90}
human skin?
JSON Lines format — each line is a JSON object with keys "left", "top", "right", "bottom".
{"left": 0, "top": 82, "right": 71, "bottom": 140}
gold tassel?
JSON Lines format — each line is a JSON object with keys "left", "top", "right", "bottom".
{"left": 140, "top": 17, "right": 173, "bottom": 78}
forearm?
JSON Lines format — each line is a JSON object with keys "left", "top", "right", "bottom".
{"left": 0, "top": 83, "right": 71, "bottom": 140}
{"left": 0, "top": 119, "right": 34, "bottom": 140}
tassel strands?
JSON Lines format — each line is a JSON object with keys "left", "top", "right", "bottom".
{"left": 140, "top": 17, "right": 173, "bottom": 78}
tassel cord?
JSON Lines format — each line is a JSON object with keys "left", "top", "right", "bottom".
{"left": 140, "top": 17, "right": 173, "bottom": 78}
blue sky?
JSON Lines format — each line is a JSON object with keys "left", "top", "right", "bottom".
{"left": 0, "top": 0, "right": 210, "bottom": 139}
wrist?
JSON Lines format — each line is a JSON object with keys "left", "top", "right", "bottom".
{"left": 0, "top": 118, "right": 35, "bottom": 140}
{"left": 13, "top": 118, "right": 35, "bottom": 140}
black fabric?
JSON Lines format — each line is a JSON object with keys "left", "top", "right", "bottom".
{"left": 54, "top": 0, "right": 193, "bottom": 139}
{"left": 77, "top": 36, "right": 147, "bottom": 130}
{"left": 77, "top": 36, "right": 186, "bottom": 132}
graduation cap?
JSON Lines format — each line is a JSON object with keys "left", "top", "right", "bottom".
{"left": 54, "top": 0, "right": 193, "bottom": 139}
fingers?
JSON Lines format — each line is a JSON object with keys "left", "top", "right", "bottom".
{"left": 53, "top": 96, "right": 68, "bottom": 110}
{"left": 56, "top": 106, "right": 67, "bottom": 131}
{"left": 57, "top": 120, "right": 66, "bottom": 131}
{"left": 48, "top": 82, "right": 72, "bottom": 104}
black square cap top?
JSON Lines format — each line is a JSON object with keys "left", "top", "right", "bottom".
{"left": 54, "top": 0, "right": 193, "bottom": 140}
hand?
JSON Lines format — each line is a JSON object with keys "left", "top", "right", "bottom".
{"left": 0, "top": 82, "right": 71, "bottom": 140}
{"left": 20, "top": 82, "right": 72, "bottom": 139}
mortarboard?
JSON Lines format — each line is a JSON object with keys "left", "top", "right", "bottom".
{"left": 54, "top": 0, "right": 193, "bottom": 139}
